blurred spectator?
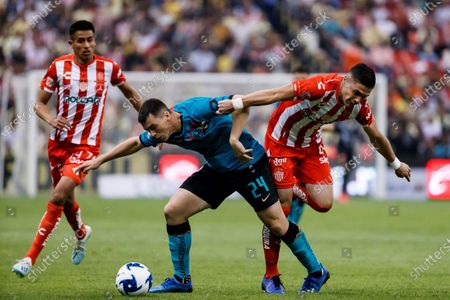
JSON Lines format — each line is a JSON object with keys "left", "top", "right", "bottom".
{"left": 0, "top": 0, "right": 448, "bottom": 164}
{"left": 334, "top": 121, "right": 365, "bottom": 203}
{"left": 188, "top": 43, "right": 217, "bottom": 72}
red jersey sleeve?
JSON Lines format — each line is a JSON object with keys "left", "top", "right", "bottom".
{"left": 291, "top": 74, "right": 337, "bottom": 100}
{"left": 40, "top": 61, "right": 57, "bottom": 94}
{"left": 355, "top": 100, "right": 374, "bottom": 127}
{"left": 111, "top": 61, "right": 126, "bottom": 86}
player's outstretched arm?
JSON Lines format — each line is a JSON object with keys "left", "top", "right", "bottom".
{"left": 118, "top": 82, "right": 143, "bottom": 112}
{"left": 217, "top": 83, "right": 294, "bottom": 114}
{"left": 75, "top": 136, "right": 144, "bottom": 174}
{"left": 229, "top": 106, "right": 254, "bottom": 163}
{"left": 363, "top": 121, "right": 411, "bottom": 182}
{"left": 34, "top": 89, "right": 71, "bottom": 131}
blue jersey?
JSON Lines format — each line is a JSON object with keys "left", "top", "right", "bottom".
{"left": 139, "top": 95, "right": 265, "bottom": 172}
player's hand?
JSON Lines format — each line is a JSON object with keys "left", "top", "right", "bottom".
{"left": 230, "top": 138, "right": 253, "bottom": 163}
{"left": 217, "top": 100, "right": 235, "bottom": 115}
{"left": 49, "top": 117, "right": 71, "bottom": 131}
{"left": 395, "top": 162, "right": 411, "bottom": 182}
{"left": 73, "top": 158, "right": 101, "bottom": 175}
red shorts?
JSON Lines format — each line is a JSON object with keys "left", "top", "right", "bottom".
{"left": 265, "top": 137, "right": 332, "bottom": 189}
{"left": 48, "top": 139, "right": 99, "bottom": 187}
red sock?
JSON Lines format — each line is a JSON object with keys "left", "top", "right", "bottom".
{"left": 26, "top": 202, "right": 63, "bottom": 265}
{"left": 64, "top": 200, "right": 86, "bottom": 240}
{"left": 263, "top": 225, "right": 281, "bottom": 278}
{"left": 281, "top": 205, "right": 291, "bottom": 216}
{"left": 263, "top": 205, "right": 291, "bottom": 278}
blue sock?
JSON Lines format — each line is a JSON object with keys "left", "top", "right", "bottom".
{"left": 288, "top": 197, "right": 305, "bottom": 224}
{"left": 167, "top": 223, "right": 192, "bottom": 280}
{"left": 285, "top": 227, "right": 321, "bottom": 274}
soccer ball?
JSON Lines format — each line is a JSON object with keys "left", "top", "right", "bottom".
{"left": 115, "top": 262, "right": 152, "bottom": 296}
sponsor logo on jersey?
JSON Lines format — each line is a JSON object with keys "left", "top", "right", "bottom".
{"left": 300, "top": 92, "right": 311, "bottom": 100}
{"left": 272, "top": 157, "right": 288, "bottom": 166}
{"left": 63, "top": 95, "right": 100, "bottom": 104}
{"left": 46, "top": 77, "right": 54, "bottom": 87}
{"left": 319, "top": 156, "right": 329, "bottom": 164}
{"left": 63, "top": 71, "right": 71, "bottom": 80}
{"left": 79, "top": 82, "right": 88, "bottom": 92}
{"left": 188, "top": 121, "right": 209, "bottom": 141}
{"left": 96, "top": 84, "right": 105, "bottom": 94}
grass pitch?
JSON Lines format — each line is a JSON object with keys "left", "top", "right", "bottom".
{"left": 1, "top": 196, "right": 449, "bottom": 299}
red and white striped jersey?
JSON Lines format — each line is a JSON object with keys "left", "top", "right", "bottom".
{"left": 40, "top": 54, "right": 126, "bottom": 148}
{"left": 266, "top": 73, "right": 374, "bottom": 149}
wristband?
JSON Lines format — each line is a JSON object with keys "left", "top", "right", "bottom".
{"left": 231, "top": 97, "right": 244, "bottom": 110}
{"left": 389, "top": 157, "right": 401, "bottom": 170}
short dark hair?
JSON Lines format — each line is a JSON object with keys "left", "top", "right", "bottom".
{"left": 350, "top": 63, "right": 376, "bottom": 89}
{"left": 138, "top": 99, "right": 169, "bottom": 125}
{"left": 69, "top": 20, "right": 95, "bottom": 38}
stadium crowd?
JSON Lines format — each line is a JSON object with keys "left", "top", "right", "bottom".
{"left": 1, "top": 0, "right": 449, "bottom": 165}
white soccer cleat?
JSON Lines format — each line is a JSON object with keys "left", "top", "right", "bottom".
{"left": 12, "top": 257, "right": 32, "bottom": 277}
{"left": 72, "top": 225, "right": 92, "bottom": 265}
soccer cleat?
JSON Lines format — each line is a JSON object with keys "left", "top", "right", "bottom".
{"left": 338, "top": 192, "right": 349, "bottom": 204}
{"left": 299, "top": 265, "right": 330, "bottom": 294}
{"left": 12, "top": 257, "right": 32, "bottom": 278}
{"left": 261, "top": 275, "right": 286, "bottom": 294}
{"left": 72, "top": 225, "right": 92, "bottom": 265}
{"left": 149, "top": 276, "right": 193, "bottom": 293}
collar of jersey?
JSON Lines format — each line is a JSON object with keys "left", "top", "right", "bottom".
{"left": 71, "top": 54, "right": 97, "bottom": 67}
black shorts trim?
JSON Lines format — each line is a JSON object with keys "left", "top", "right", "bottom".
{"left": 180, "top": 155, "right": 279, "bottom": 211}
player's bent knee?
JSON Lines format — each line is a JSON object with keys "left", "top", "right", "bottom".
{"left": 50, "top": 190, "right": 67, "bottom": 206}
{"left": 310, "top": 197, "right": 333, "bottom": 213}
{"left": 277, "top": 189, "right": 293, "bottom": 205}
{"left": 163, "top": 203, "right": 185, "bottom": 223}
{"left": 279, "top": 196, "right": 291, "bottom": 205}
{"left": 163, "top": 204, "right": 175, "bottom": 220}
{"left": 317, "top": 202, "right": 332, "bottom": 212}
{"left": 266, "top": 220, "right": 286, "bottom": 237}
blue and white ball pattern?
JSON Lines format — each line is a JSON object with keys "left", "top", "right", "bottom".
{"left": 116, "top": 262, "right": 152, "bottom": 296}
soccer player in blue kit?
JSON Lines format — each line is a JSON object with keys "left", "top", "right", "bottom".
{"left": 75, "top": 96, "right": 329, "bottom": 294}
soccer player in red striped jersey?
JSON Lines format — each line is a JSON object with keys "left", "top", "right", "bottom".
{"left": 12, "top": 20, "right": 142, "bottom": 278}
{"left": 218, "top": 63, "right": 411, "bottom": 293}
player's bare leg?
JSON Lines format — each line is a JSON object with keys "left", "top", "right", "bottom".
{"left": 49, "top": 176, "right": 77, "bottom": 206}
{"left": 12, "top": 177, "right": 74, "bottom": 277}
{"left": 277, "top": 188, "right": 293, "bottom": 209}
{"left": 257, "top": 201, "right": 329, "bottom": 293}
{"left": 150, "top": 188, "right": 210, "bottom": 293}
{"left": 164, "top": 188, "right": 211, "bottom": 225}
{"left": 60, "top": 184, "right": 91, "bottom": 265}
{"left": 56, "top": 175, "right": 93, "bottom": 265}
{"left": 289, "top": 183, "right": 307, "bottom": 224}
{"left": 296, "top": 183, "right": 333, "bottom": 213}
{"left": 47, "top": 176, "right": 92, "bottom": 264}
{"left": 12, "top": 177, "right": 91, "bottom": 277}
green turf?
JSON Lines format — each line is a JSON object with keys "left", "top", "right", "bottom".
{"left": 1, "top": 196, "right": 449, "bottom": 299}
